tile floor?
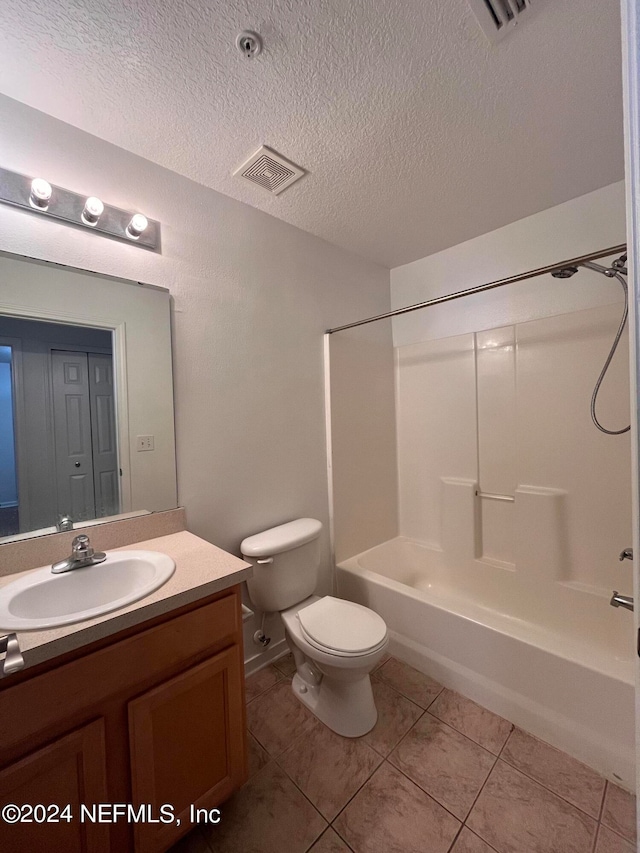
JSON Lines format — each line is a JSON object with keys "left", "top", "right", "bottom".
{"left": 172, "top": 655, "right": 637, "bottom": 853}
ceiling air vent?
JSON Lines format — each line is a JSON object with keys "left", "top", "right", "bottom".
{"left": 468, "top": 0, "right": 538, "bottom": 42}
{"left": 233, "top": 146, "right": 306, "bottom": 195}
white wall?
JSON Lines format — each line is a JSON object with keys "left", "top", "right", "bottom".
{"left": 391, "top": 181, "right": 627, "bottom": 346}
{"left": 0, "top": 94, "right": 390, "bottom": 663}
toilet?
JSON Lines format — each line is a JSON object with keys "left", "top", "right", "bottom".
{"left": 240, "top": 518, "right": 388, "bottom": 737}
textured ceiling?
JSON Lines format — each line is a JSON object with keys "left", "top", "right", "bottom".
{"left": 0, "top": 0, "right": 624, "bottom": 268}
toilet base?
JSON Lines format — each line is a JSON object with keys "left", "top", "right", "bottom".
{"left": 291, "top": 671, "right": 378, "bottom": 737}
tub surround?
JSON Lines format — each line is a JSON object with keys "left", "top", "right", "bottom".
{"left": 0, "top": 508, "right": 252, "bottom": 668}
{"left": 327, "top": 300, "right": 635, "bottom": 788}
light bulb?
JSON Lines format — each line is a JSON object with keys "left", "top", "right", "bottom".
{"left": 126, "top": 213, "right": 148, "bottom": 239}
{"left": 30, "top": 178, "right": 52, "bottom": 210}
{"left": 81, "top": 196, "right": 104, "bottom": 226}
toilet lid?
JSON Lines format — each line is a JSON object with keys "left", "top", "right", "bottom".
{"left": 297, "top": 597, "right": 387, "bottom": 654}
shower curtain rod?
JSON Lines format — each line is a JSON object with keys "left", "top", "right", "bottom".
{"left": 326, "top": 243, "right": 628, "bottom": 334}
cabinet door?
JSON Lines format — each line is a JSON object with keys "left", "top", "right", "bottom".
{"left": 128, "top": 645, "right": 247, "bottom": 853}
{"left": 0, "top": 719, "right": 110, "bottom": 853}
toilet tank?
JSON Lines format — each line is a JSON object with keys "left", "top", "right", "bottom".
{"left": 240, "top": 518, "right": 323, "bottom": 612}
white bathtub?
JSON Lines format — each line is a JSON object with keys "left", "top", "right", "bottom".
{"left": 337, "top": 537, "right": 635, "bottom": 789}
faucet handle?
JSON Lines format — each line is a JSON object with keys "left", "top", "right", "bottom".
{"left": 72, "top": 535, "right": 94, "bottom": 558}
{"left": 619, "top": 548, "right": 633, "bottom": 562}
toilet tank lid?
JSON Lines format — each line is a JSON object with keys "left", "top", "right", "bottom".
{"left": 240, "top": 518, "right": 323, "bottom": 557}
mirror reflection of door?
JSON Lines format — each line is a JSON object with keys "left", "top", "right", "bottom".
{"left": 51, "top": 351, "right": 118, "bottom": 526}
{"left": 0, "top": 345, "right": 19, "bottom": 537}
{"left": 0, "top": 318, "right": 119, "bottom": 537}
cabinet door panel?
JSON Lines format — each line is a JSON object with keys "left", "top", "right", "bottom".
{"left": 128, "top": 645, "right": 246, "bottom": 853}
{"left": 1, "top": 591, "right": 239, "bottom": 763}
{"left": 0, "top": 719, "right": 110, "bottom": 853}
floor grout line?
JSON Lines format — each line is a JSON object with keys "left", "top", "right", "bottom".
{"left": 383, "top": 756, "right": 467, "bottom": 827}
{"left": 459, "top": 824, "right": 503, "bottom": 853}
{"left": 420, "top": 709, "right": 506, "bottom": 757}
{"left": 599, "top": 780, "right": 608, "bottom": 823}
{"left": 445, "top": 823, "right": 465, "bottom": 853}
{"left": 370, "top": 670, "right": 425, "bottom": 713}
{"left": 456, "top": 749, "right": 500, "bottom": 834}
{"left": 596, "top": 822, "right": 638, "bottom": 850}
{"left": 496, "top": 753, "right": 606, "bottom": 822}
{"left": 329, "top": 818, "right": 359, "bottom": 852}
{"left": 496, "top": 724, "right": 515, "bottom": 759}
{"left": 239, "top": 657, "right": 633, "bottom": 853}
{"left": 253, "top": 759, "right": 330, "bottom": 846}
{"left": 315, "top": 753, "right": 387, "bottom": 827}
{"left": 376, "top": 661, "right": 445, "bottom": 710}
{"left": 244, "top": 671, "right": 287, "bottom": 708}
{"left": 270, "top": 722, "right": 384, "bottom": 832}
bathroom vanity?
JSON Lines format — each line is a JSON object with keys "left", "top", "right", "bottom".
{"left": 0, "top": 524, "right": 252, "bottom": 853}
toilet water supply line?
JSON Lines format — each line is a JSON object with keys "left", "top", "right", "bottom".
{"left": 254, "top": 612, "right": 271, "bottom": 647}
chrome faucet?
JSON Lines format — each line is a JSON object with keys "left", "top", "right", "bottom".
{"left": 51, "top": 534, "right": 107, "bottom": 574}
{"left": 610, "top": 591, "right": 634, "bottom": 612}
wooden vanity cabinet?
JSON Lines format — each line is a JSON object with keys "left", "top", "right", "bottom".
{"left": 0, "top": 585, "right": 248, "bottom": 853}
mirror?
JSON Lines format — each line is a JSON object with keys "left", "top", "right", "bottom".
{"left": 0, "top": 251, "right": 177, "bottom": 542}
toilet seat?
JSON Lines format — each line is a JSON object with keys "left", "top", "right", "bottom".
{"left": 297, "top": 596, "right": 387, "bottom": 657}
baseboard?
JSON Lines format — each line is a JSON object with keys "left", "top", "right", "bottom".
{"left": 244, "top": 637, "right": 289, "bottom": 677}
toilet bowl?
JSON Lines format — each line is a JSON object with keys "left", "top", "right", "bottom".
{"left": 282, "top": 595, "right": 388, "bottom": 737}
{"left": 240, "top": 518, "right": 389, "bottom": 737}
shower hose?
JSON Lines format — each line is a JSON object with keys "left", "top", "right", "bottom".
{"left": 590, "top": 268, "right": 630, "bottom": 435}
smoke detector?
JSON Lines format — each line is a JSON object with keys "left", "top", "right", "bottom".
{"left": 236, "top": 31, "right": 262, "bottom": 59}
{"left": 468, "top": 0, "right": 539, "bottom": 43}
{"left": 233, "top": 146, "right": 306, "bottom": 195}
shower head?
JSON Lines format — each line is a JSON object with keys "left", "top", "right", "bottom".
{"left": 551, "top": 266, "right": 579, "bottom": 279}
{"left": 612, "top": 254, "right": 628, "bottom": 274}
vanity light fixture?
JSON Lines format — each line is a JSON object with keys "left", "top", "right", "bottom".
{"left": 81, "top": 196, "right": 104, "bottom": 226}
{"left": 126, "top": 213, "right": 148, "bottom": 239}
{"left": 29, "top": 178, "right": 52, "bottom": 210}
{"left": 0, "top": 166, "right": 160, "bottom": 251}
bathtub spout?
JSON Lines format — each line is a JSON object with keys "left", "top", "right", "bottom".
{"left": 610, "top": 591, "right": 634, "bottom": 611}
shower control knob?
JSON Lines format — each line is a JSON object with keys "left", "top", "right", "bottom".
{"left": 619, "top": 548, "right": 633, "bottom": 562}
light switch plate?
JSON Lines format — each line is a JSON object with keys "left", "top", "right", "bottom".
{"left": 137, "top": 435, "right": 155, "bottom": 451}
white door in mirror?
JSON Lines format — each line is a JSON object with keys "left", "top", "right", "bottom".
{"left": 0, "top": 550, "right": 175, "bottom": 631}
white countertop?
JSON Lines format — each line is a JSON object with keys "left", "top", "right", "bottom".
{"left": 0, "top": 530, "right": 252, "bottom": 669}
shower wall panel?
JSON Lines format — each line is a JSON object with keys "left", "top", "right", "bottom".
{"left": 516, "top": 303, "right": 631, "bottom": 590}
{"left": 327, "top": 321, "right": 398, "bottom": 563}
{"left": 395, "top": 333, "right": 477, "bottom": 548}
{"left": 395, "top": 301, "right": 632, "bottom": 595}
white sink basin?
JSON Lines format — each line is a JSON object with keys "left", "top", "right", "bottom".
{"left": 0, "top": 550, "right": 176, "bottom": 631}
